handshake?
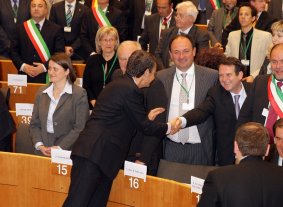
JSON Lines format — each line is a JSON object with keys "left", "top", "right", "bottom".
{"left": 148, "top": 107, "right": 183, "bottom": 135}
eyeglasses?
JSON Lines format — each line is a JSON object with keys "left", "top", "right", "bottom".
{"left": 175, "top": 12, "right": 189, "bottom": 19}
{"left": 270, "top": 59, "right": 283, "bottom": 66}
{"left": 101, "top": 38, "right": 116, "bottom": 43}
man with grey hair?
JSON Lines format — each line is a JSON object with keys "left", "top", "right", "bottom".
{"left": 155, "top": 1, "right": 209, "bottom": 69}
{"left": 198, "top": 122, "right": 283, "bottom": 207}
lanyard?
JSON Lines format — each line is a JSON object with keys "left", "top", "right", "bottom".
{"left": 102, "top": 54, "right": 117, "bottom": 88}
{"left": 176, "top": 72, "right": 195, "bottom": 102}
{"left": 240, "top": 32, "right": 253, "bottom": 60}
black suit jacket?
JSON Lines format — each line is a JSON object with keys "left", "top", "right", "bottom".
{"left": 198, "top": 156, "right": 283, "bottom": 207}
{"left": 10, "top": 19, "right": 65, "bottom": 83}
{"left": 71, "top": 75, "right": 168, "bottom": 179}
{"left": 238, "top": 75, "right": 270, "bottom": 127}
{"left": 222, "top": 11, "right": 276, "bottom": 48}
{"left": 183, "top": 82, "right": 251, "bottom": 165}
{"left": 80, "top": 5, "right": 127, "bottom": 56}
{"left": 155, "top": 26, "right": 209, "bottom": 69}
{"left": 128, "top": 0, "right": 157, "bottom": 40}
{"left": 49, "top": 1, "right": 89, "bottom": 52}
{"left": 0, "top": 92, "right": 14, "bottom": 142}
{"left": 0, "top": 0, "right": 30, "bottom": 55}
{"left": 139, "top": 12, "right": 176, "bottom": 54}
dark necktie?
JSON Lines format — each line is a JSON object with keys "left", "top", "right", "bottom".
{"left": 266, "top": 81, "right": 283, "bottom": 143}
{"left": 240, "top": 33, "right": 247, "bottom": 60}
{"left": 12, "top": 0, "right": 18, "bottom": 19}
{"left": 35, "top": 23, "right": 40, "bottom": 31}
{"left": 66, "top": 4, "right": 73, "bottom": 27}
{"left": 234, "top": 95, "right": 240, "bottom": 119}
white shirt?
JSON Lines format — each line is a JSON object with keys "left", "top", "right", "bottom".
{"left": 34, "top": 82, "right": 72, "bottom": 149}
{"left": 167, "top": 64, "right": 201, "bottom": 144}
{"left": 278, "top": 156, "right": 283, "bottom": 166}
{"left": 230, "top": 82, "right": 247, "bottom": 109}
{"left": 178, "top": 25, "right": 193, "bottom": 35}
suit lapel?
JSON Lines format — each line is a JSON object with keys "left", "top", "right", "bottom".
{"left": 41, "top": 93, "right": 51, "bottom": 128}
{"left": 194, "top": 66, "right": 203, "bottom": 106}
{"left": 250, "top": 29, "right": 258, "bottom": 72}
{"left": 164, "top": 68, "right": 175, "bottom": 119}
{"left": 234, "top": 31, "right": 241, "bottom": 58}
{"left": 153, "top": 14, "right": 160, "bottom": 41}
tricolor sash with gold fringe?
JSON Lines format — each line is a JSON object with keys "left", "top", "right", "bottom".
{"left": 268, "top": 75, "right": 283, "bottom": 118}
{"left": 91, "top": 0, "right": 111, "bottom": 27}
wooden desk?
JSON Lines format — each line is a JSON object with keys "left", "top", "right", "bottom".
{"left": 0, "top": 152, "right": 194, "bottom": 207}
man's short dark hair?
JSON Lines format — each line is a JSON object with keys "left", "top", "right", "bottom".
{"left": 219, "top": 56, "right": 246, "bottom": 75}
{"left": 273, "top": 118, "right": 283, "bottom": 134}
{"left": 235, "top": 122, "right": 269, "bottom": 156}
{"left": 126, "top": 50, "right": 156, "bottom": 78}
{"left": 239, "top": 3, "right": 257, "bottom": 18}
{"left": 169, "top": 34, "right": 195, "bottom": 52}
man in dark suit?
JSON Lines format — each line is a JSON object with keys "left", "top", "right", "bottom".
{"left": 128, "top": 0, "right": 157, "bottom": 40}
{"left": 0, "top": 0, "right": 30, "bottom": 57}
{"left": 268, "top": 0, "right": 282, "bottom": 20}
{"left": 190, "top": 0, "right": 219, "bottom": 24}
{"left": 177, "top": 57, "right": 251, "bottom": 165}
{"left": 0, "top": 91, "right": 14, "bottom": 152}
{"left": 139, "top": 0, "right": 175, "bottom": 54}
{"left": 266, "top": 118, "right": 283, "bottom": 166}
{"left": 157, "top": 35, "right": 218, "bottom": 165}
{"left": 222, "top": 0, "right": 277, "bottom": 48}
{"left": 80, "top": 0, "right": 127, "bottom": 57}
{"left": 10, "top": 0, "right": 65, "bottom": 83}
{"left": 238, "top": 43, "right": 283, "bottom": 143}
{"left": 155, "top": 1, "right": 209, "bottom": 69}
{"left": 198, "top": 122, "right": 283, "bottom": 207}
{"left": 49, "top": 0, "right": 89, "bottom": 60}
{"left": 63, "top": 50, "right": 176, "bottom": 207}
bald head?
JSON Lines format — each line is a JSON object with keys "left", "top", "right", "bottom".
{"left": 117, "top": 41, "right": 142, "bottom": 74}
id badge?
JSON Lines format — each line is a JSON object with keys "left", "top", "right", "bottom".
{"left": 64, "top": 27, "right": 72, "bottom": 32}
{"left": 14, "top": 18, "right": 17, "bottom": 23}
{"left": 241, "top": 59, "right": 250, "bottom": 66}
{"left": 182, "top": 103, "right": 190, "bottom": 111}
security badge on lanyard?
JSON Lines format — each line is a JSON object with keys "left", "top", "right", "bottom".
{"left": 176, "top": 73, "right": 191, "bottom": 111}
{"left": 240, "top": 32, "right": 253, "bottom": 66}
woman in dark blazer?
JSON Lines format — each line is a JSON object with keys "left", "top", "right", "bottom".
{"left": 83, "top": 26, "right": 120, "bottom": 109}
{"left": 29, "top": 53, "right": 89, "bottom": 156}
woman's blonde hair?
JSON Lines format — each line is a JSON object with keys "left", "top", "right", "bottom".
{"left": 95, "top": 26, "right": 120, "bottom": 54}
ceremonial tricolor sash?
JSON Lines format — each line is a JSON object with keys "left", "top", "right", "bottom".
{"left": 268, "top": 75, "right": 283, "bottom": 118}
{"left": 23, "top": 19, "right": 51, "bottom": 63}
{"left": 209, "top": 0, "right": 221, "bottom": 10}
{"left": 91, "top": 0, "right": 111, "bottom": 27}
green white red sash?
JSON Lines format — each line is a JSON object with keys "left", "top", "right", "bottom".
{"left": 91, "top": 0, "right": 111, "bottom": 27}
{"left": 24, "top": 19, "right": 51, "bottom": 63}
{"left": 268, "top": 75, "right": 283, "bottom": 117}
{"left": 209, "top": 0, "right": 221, "bottom": 10}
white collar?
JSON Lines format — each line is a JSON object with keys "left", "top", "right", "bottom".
{"left": 178, "top": 25, "right": 193, "bottom": 35}
{"left": 176, "top": 63, "right": 195, "bottom": 77}
{"left": 65, "top": 0, "right": 76, "bottom": 8}
{"left": 43, "top": 81, "right": 73, "bottom": 97}
{"left": 230, "top": 82, "right": 245, "bottom": 97}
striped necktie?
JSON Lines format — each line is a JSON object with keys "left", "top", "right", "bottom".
{"left": 66, "top": 4, "right": 73, "bottom": 27}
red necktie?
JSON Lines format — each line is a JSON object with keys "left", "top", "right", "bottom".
{"left": 162, "top": 17, "right": 168, "bottom": 29}
{"left": 266, "top": 81, "right": 283, "bottom": 143}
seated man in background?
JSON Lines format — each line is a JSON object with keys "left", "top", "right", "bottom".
{"left": 155, "top": 1, "right": 209, "bottom": 69}
{"left": 198, "top": 122, "right": 283, "bottom": 207}
{"left": 49, "top": 0, "right": 89, "bottom": 60}
{"left": 208, "top": 0, "right": 238, "bottom": 48}
{"left": 10, "top": 0, "right": 65, "bottom": 83}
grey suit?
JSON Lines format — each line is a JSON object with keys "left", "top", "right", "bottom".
{"left": 139, "top": 12, "right": 176, "bottom": 54}
{"left": 157, "top": 65, "right": 218, "bottom": 165}
{"left": 208, "top": 7, "right": 238, "bottom": 46}
{"left": 155, "top": 26, "right": 209, "bottom": 69}
{"left": 29, "top": 84, "right": 89, "bottom": 151}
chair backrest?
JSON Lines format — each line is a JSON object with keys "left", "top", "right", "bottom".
{"left": 157, "top": 159, "right": 218, "bottom": 184}
{"left": 15, "top": 123, "right": 35, "bottom": 154}
{"left": 0, "top": 87, "right": 10, "bottom": 107}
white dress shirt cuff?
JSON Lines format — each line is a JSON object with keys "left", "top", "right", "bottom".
{"left": 166, "top": 123, "right": 171, "bottom": 134}
{"left": 20, "top": 63, "right": 26, "bottom": 72}
{"left": 180, "top": 117, "right": 187, "bottom": 128}
{"left": 35, "top": 142, "right": 44, "bottom": 150}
